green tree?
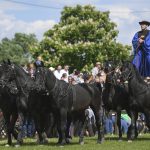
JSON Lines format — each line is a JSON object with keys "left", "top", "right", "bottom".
{"left": 0, "top": 33, "right": 39, "bottom": 64}
{"left": 39, "top": 5, "right": 131, "bottom": 70}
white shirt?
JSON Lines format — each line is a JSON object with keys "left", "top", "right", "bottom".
{"left": 61, "top": 69, "right": 69, "bottom": 77}
{"left": 54, "top": 70, "right": 62, "bottom": 80}
{"left": 86, "top": 108, "right": 95, "bottom": 124}
{"left": 91, "top": 67, "right": 99, "bottom": 77}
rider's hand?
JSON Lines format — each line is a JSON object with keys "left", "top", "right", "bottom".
{"left": 138, "top": 38, "right": 144, "bottom": 44}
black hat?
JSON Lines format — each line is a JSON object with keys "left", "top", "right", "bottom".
{"left": 139, "top": 20, "right": 150, "bottom": 26}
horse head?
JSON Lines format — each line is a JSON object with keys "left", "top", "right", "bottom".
{"left": 103, "top": 61, "right": 117, "bottom": 84}
{"left": 0, "top": 60, "right": 18, "bottom": 95}
{"left": 120, "top": 61, "right": 134, "bottom": 82}
{"left": 34, "top": 67, "right": 48, "bottom": 94}
{"left": 35, "top": 66, "right": 57, "bottom": 93}
{"left": 0, "top": 60, "right": 16, "bottom": 85}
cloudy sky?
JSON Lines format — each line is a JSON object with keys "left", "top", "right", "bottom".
{"left": 0, "top": 0, "right": 150, "bottom": 45}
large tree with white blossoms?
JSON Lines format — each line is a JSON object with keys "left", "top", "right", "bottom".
{"left": 38, "top": 5, "right": 131, "bottom": 70}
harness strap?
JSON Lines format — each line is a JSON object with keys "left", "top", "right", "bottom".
{"left": 49, "top": 79, "right": 58, "bottom": 93}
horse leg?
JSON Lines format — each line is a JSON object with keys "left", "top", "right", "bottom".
{"left": 59, "top": 108, "right": 67, "bottom": 145}
{"left": 33, "top": 116, "right": 44, "bottom": 144}
{"left": 93, "top": 106, "right": 105, "bottom": 144}
{"left": 65, "top": 115, "right": 72, "bottom": 144}
{"left": 40, "top": 115, "right": 49, "bottom": 144}
{"left": 10, "top": 113, "right": 18, "bottom": 140}
{"left": 127, "top": 110, "right": 137, "bottom": 141}
{"left": 3, "top": 113, "right": 12, "bottom": 146}
{"left": 143, "top": 110, "right": 150, "bottom": 131}
{"left": 134, "top": 112, "right": 138, "bottom": 139}
{"left": 53, "top": 111, "right": 64, "bottom": 144}
{"left": 78, "top": 115, "right": 88, "bottom": 145}
{"left": 116, "top": 110, "right": 122, "bottom": 141}
{"left": 57, "top": 123, "right": 62, "bottom": 144}
{"left": 15, "top": 112, "right": 25, "bottom": 147}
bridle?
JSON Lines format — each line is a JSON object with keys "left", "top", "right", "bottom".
{"left": 121, "top": 65, "right": 134, "bottom": 81}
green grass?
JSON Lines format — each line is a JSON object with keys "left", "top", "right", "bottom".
{"left": 0, "top": 134, "right": 150, "bottom": 150}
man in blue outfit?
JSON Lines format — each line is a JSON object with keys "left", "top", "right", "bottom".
{"left": 132, "top": 20, "right": 150, "bottom": 79}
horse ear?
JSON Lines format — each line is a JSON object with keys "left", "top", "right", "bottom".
{"left": 7, "top": 59, "right": 11, "bottom": 65}
{"left": 3, "top": 60, "right": 6, "bottom": 64}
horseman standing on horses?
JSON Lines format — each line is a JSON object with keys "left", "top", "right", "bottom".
{"left": 132, "top": 20, "right": 150, "bottom": 81}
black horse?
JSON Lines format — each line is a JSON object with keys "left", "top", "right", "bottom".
{"left": 0, "top": 63, "right": 19, "bottom": 146}
{"left": 102, "top": 66, "right": 133, "bottom": 141}
{"left": 34, "top": 66, "right": 104, "bottom": 145}
{"left": 0, "top": 61, "right": 53, "bottom": 146}
{"left": 121, "top": 61, "right": 150, "bottom": 140}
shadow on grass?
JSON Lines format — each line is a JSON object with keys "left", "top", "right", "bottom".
{"left": 0, "top": 140, "right": 83, "bottom": 147}
{"left": 85, "top": 134, "right": 150, "bottom": 142}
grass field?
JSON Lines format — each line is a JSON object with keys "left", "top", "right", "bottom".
{"left": 0, "top": 134, "right": 150, "bottom": 150}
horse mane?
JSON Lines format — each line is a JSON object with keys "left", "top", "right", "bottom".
{"left": 15, "top": 64, "right": 30, "bottom": 77}
{"left": 12, "top": 64, "right": 36, "bottom": 93}
{"left": 132, "top": 64, "right": 147, "bottom": 85}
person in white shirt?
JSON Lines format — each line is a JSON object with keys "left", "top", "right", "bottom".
{"left": 61, "top": 65, "right": 69, "bottom": 78}
{"left": 61, "top": 73, "right": 68, "bottom": 83}
{"left": 54, "top": 65, "right": 62, "bottom": 80}
{"left": 91, "top": 62, "right": 101, "bottom": 78}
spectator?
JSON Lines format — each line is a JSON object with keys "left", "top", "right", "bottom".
{"left": 84, "top": 106, "right": 96, "bottom": 136}
{"left": 68, "top": 76, "right": 77, "bottom": 85}
{"left": 121, "top": 113, "right": 131, "bottom": 134}
{"left": 54, "top": 65, "right": 62, "bottom": 80}
{"left": 34, "top": 56, "right": 44, "bottom": 67}
{"left": 71, "top": 70, "right": 80, "bottom": 82}
{"left": 76, "top": 73, "right": 84, "bottom": 83}
{"left": 91, "top": 62, "right": 102, "bottom": 79}
{"left": 61, "top": 73, "right": 68, "bottom": 83}
{"left": 61, "top": 65, "right": 69, "bottom": 79}
{"left": 49, "top": 67, "right": 55, "bottom": 72}
{"left": 22, "top": 118, "right": 35, "bottom": 138}
{"left": 104, "top": 112, "right": 113, "bottom": 135}
{"left": 27, "top": 63, "right": 35, "bottom": 78}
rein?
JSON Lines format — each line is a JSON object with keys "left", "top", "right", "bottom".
{"left": 105, "top": 66, "right": 120, "bottom": 76}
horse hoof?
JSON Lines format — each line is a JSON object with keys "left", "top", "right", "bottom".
{"left": 43, "top": 139, "right": 49, "bottom": 144}
{"left": 5, "top": 144, "right": 10, "bottom": 147}
{"left": 80, "top": 141, "right": 84, "bottom": 145}
{"left": 57, "top": 141, "right": 65, "bottom": 146}
{"left": 66, "top": 138, "right": 71, "bottom": 144}
{"left": 127, "top": 140, "right": 132, "bottom": 143}
{"left": 97, "top": 140, "right": 103, "bottom": 144}
{"left": 59, "top": 145, "right": 64, "bottom": 148}
{"left": 97, "top": 137, "right": 105, "bottom": 144}
{"left": 15, "top": 144, "right": 21, "bottom": 148}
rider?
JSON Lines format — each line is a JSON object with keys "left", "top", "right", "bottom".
{"left": 132, "top": 20, "right": 150, "bottom": 81}
{"left": 34, "top": 56, "right": 44, "bottom": 68}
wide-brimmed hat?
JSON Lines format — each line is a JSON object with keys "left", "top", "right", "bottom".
{"left": 96, "top": 62, "right": 101, "bottom": 65}
{"left": 139, "top": 20, "right": 150, "bottom": 26}
{"left": 49, "top": 67, "right": 55, "bottom": 71}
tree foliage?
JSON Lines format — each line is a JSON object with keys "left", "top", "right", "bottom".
{"left": 39, "top": 5, "right": 131, "bottom": 70}
{"left": 0, "top": 33, "right": 38, "bottom": 64}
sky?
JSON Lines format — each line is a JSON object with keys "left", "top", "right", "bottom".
{"left": 0, "top": 0, "right": 150, "bottom": 45}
